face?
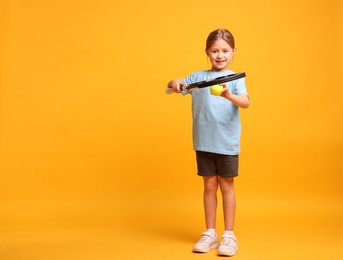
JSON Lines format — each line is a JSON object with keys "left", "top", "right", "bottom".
{"left": 207, "top": 38, "right": 235, "bottom": 72}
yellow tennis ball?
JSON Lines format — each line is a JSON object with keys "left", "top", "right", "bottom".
{"left": 210, "top": 85, "right": 223, "bottom": 96}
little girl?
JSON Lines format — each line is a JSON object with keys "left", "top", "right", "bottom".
{"left": 167, "top": 29, "right": 250, "bottom": 256}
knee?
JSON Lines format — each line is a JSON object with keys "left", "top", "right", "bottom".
{"left": 204, "top": 177, "right": 219, "bottom": 193}
{"left": 218, "top": 177, "right": 235, "bottom": 192}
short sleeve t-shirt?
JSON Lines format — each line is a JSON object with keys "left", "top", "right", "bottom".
{"left": 181, "top": 70, "right": 248, "bottom": 155}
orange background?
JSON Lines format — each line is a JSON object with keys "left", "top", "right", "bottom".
{"left": 1, "top": 0, "right": 342, "bottom": 259}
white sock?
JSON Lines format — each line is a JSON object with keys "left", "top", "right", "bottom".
{"left": 207, "top": 228, "right": 217, "bottom": 236}
{"left": 223, "top": 230, "right": 235, "bottom": 237}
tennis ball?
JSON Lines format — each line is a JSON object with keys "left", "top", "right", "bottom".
{"left": 210, "top": 85, "right": 223, "bottom": 96}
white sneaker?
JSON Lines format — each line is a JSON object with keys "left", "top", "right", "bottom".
{"left": 217, "top": 234, "right": 238, "bottom": 256}
{"left": 193, "top": 231, "right": 218, "bottom": 253}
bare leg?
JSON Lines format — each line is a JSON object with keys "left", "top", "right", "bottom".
{"left": 218, "top": 177, "right": 236, "bottom": 231}
{"left": 203, "top": 176, "right": 219, "bottom": 229}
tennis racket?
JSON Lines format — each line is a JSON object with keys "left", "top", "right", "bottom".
{"left": 165, "top": 72, "right": 246, "bottom": 94}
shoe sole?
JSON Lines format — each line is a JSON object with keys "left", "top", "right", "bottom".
{"left": 193, "top": 242, "right": 219, "bottom": 253}
{"left": 217, "top": 249, "right": 238, "bottom": 256}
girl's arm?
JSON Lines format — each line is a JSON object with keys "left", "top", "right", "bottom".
{"left": 220, "top": 84, "right": 250, "bottom": 108}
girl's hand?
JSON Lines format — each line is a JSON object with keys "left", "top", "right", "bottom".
{"left": 168, "top": 80, "right": 185, "bottom": 93}
{"left": 220, "top": 83, "right": 250, "bottom": 108}
{"left": 220, "top": 83, "right": 230, "bottom": 99}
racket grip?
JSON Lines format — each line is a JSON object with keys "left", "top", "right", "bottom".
{"left": 165, "top": 86, "right": 189, "bottom": 95}
{"left": 165, "top": 87, "right": 174, "bottom": 94}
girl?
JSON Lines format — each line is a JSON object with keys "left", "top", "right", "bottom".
{"left": 167, "top": 29, "right": 250, "bottom": 256}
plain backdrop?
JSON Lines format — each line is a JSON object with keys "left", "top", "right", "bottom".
{"left": 1, "top": 0, "right": 342, "bottom": 259}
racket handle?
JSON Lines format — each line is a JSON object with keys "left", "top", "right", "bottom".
{"left": 165, "top": 87, "right": 174, "bottom": 94}
{"left": 165, "top": 85, "right": 188, "bottom": 94}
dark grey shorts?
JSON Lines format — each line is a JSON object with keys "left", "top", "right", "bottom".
{"left": 196, "top": 151, "right": 239, "bottom": 178}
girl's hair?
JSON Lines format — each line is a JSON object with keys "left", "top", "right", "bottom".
{"left": 205, "top": 29, "right": 235, "bottom": 53}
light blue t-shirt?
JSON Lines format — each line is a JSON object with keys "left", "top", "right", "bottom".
{"left": 182, "top": 70, "right": 248, "bottom": 155}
